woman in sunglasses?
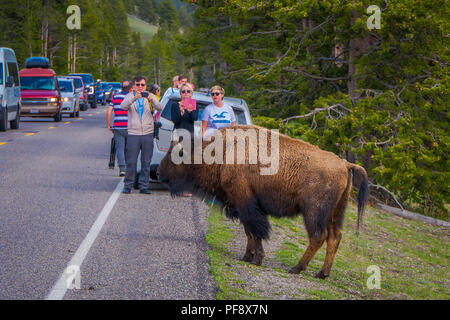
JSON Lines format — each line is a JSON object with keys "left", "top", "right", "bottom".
{"left": 171, "top": 83, "right": 198, "bottom": 134}
{"left": 202, "top": 85, "right": 235, "bottom": 138}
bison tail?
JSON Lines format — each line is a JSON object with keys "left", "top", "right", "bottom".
{"left": 348, "top": 163, "right": 369, "bottom": 235}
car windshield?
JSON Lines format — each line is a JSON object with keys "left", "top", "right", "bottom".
{"left": 0, "top": 63, "right": 3, "bottom": 85}
{"left": 20, "top": 77, "right": 56, "bottom": 90}
{"left": 58, "top": 80, "right": 73, "bottom": 92}
{"left": 71, "top": 78, "right": 83, "bottom": 88}
{"left": 101, "top": 83, "right": 109, "bottom": 90}
{"left": 70, "top": 74, "right": 93, "bottom": 86}
{"left": 110, "top": 83, "right": 121, "bottom": 89}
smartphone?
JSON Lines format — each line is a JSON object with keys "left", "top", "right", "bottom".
{"left": 183, "top": 98, "right": 197, "bottom": 110}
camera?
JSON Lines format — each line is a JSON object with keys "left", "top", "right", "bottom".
{"left": 141, "top": 91, "right": 149, "bottom": 98}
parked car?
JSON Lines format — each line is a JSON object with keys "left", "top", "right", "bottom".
{"left": 57, "top": 77, "right": 80, "bottom": 118}
{"left": 20, "top": 57, "right": 62, "bottom": 122}
{"left": 68, "top": 73, "right": 96, "bottom": 108}
{"left": 65, "top": 75, "right": 88, "bottom": 111}
{"left": 150, "top": 88, "right": 252, "bottom": 181}
{"left": 0, "top": 47, "right": 21, "bottom": 131}
{"left": 96, "top": 82, "right": 111, "bottom": 105}
{"left": 105, "top": 82, "right": 121, "bottom": 103}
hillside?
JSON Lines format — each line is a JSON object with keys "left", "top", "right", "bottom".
{"left": 128, "top": 14, "right": 158, "bottom": 43}
{"left": 207, "top": 203, "right": 449, "bottom": 299}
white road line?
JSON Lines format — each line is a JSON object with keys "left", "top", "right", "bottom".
{"left": 46, "top": 179, "right": 124, "bottom": 300}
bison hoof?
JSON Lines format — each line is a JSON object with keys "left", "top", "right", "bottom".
{"left": 250, "top": 257, "right": 263, "bottom": 266}
{"left": 288, "top": 264, "right": 306, "bottom": 274}
{"left": 242, "top": 253, "right": 254, "bottom": 263}
{"left": 315, "top": 270, "right": 329, "bottom": 279}
{"left": 288, "top": 267, "right": 303, "bottom": 274}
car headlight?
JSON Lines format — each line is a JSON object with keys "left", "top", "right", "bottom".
{"left": 63, "top": 97, "right": 72, "bottom": 102}
{"left": 49, "top": 97, "right": 58, "bottom": 103}
{"left": 0, "top": 95, "right": 3, "bottom": 106}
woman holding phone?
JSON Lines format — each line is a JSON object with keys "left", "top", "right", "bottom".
{"left": 171, "top": 83, "right": 198, "bottom": 134}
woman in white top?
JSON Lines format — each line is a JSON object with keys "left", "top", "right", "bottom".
{"left": 201, "top": 85, "right": 235, "bottom": 138}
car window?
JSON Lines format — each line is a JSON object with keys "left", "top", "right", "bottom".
{"left": 233, "top": 108, "right": 246, "bottom": 124}
{"left": 0, "top": 63, "right": 3, "bottom": 85}
{"left": 161, "top": 98, "right": 248, "bottom": 124}
{"left": 58, "top": 80, "right": 73, "bottom": 92}
{"left": 72, "top": 78, "right": 82, "bottom": 88}
{"left": 7, "top": 62, "right": 19, "bottom": 86}
{"left": 161, "top": 99, "right": 210, "bottom": 121}
{"left": 20, "top": 77, "right": 56, "bottom": 90}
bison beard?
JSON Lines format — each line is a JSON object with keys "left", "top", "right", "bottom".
{"left": 157, "top": 125, "right": 369, "bottom": 279}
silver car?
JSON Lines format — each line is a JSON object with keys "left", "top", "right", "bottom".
{"left": 57, "top": 77, "right": 80, "bottom": 118}
{"left": 148, "top": 88, "right": 253, "bottom": 181}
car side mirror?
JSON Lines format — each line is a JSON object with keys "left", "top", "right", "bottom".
{"left": 6, "top": 76, "right": 14, "bottom": 88}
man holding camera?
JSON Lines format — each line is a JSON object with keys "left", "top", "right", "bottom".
{"left": 120, "top": 76, "right": 162, "bottom": 194}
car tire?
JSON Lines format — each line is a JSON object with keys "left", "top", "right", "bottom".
{"left": 91, "top": 99, "right": 97, "bottom": 109}
{"left": 0, "top": 107, "right": 7, "bottom": 132}
{"left": 54, "top": 111, "right": 62, "bottom": 122}
{"left": 10, "top": 106, "right": 20, "bottom": 130}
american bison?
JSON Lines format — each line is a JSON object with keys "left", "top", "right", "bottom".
{"left": 157, "top": 125, "right": 369, "bottom": 279}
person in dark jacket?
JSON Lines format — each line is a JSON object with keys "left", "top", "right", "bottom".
{"left": 171, "top": 83, "right": 198, "bottom": 134}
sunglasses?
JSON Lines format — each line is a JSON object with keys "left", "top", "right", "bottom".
{"left": 181, "top": 90, "right": 192, "bottom": 94}
{"left": 135, "top": 83, "right": 146, "bottom": 87}
{"left": 211, "top": 92, "right": 222, "bottom": 96}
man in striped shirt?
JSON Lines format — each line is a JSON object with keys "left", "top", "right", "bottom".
{"left": 106, "top": 80, "right": 133, "bottom": 176}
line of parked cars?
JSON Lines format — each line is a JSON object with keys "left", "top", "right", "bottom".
{"left": 0, "top": 47, "right": 120, "bottom": 131}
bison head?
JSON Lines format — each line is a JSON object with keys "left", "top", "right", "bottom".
{"left": 157, "top": 139, "right": 194, "bottom": 197}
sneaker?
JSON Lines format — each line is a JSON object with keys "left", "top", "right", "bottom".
{"left": 139, "top": 188, "right": 152, "bottom": 195}
{"left": 122, "top": 187, "right": 131, "bottom": 194}
{"left": 119, "top": 171, "right": 126, "bottom": 177}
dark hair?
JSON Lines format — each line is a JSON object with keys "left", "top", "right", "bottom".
{"left": 122, "top": 80, "right": 133, "bottom": 91}
{"left": 133, "top": 76, "right": 147, "bottom": 84}
{"left": 149, "top": 83, "right": 160, "bottom": 94}
{"left": 178, "top": 75, "right": 187, "bottom": 81}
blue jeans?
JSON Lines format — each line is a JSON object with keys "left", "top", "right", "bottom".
{"left": 124, "top": 133, "right": 154, "bottom": 190}
{"left": 114, "top": 129, "right": 128, "bottom": 171}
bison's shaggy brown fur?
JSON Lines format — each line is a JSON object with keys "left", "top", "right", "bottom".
{"left": 157, "top": 125, "right": 369, "bottom": 279}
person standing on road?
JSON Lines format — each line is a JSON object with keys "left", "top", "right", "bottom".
{"left": 202, "top": 85, "right": 235, "bottom": 139}
{"left": 106, "top": 80, "right": 133, "bottom": 177}
{"left": 120, "top": 76, "right": 162, "bottom": 194}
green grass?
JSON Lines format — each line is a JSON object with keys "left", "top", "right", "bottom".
{"left": 206, "top": 203, "right": 450, "bottom": 300}
{"left": 127, "top": 15, "right": 158, "bottom": 43}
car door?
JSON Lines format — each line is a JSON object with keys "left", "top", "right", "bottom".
{"left": 6, "top": 61, "right": 20, "bottom": 117}
{"left": 157, "top": 99, "right": 177, "bottom": 152}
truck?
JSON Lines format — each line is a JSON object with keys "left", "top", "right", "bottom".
{"left": 19, "top": 57, "right": 62, "bottom": 122}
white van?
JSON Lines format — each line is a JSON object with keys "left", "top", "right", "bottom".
{"left": 0, "top": 48, "right": 21, "bottom": 131}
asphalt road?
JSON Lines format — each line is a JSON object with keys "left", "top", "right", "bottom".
{"left": 0, "top": 106, "right": 217, "bottom": 300}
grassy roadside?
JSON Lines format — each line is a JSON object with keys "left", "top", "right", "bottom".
{"left": 206, "top": 203, "right": 449, "bottom": 300}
